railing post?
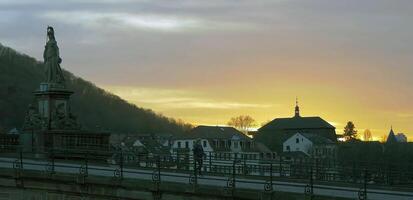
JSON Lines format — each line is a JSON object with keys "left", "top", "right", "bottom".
{"left": 51, "top": 148, "right": 55, "bottom": 174}
{"left": 176, "top": 152, "right": 180, "bottom": 169}
{"left": 353, "top": 161, "right": 356, "bottom": 183}
{"left": 194, "top": 156, "right": 198, "bottom": 184}
{"left": 232, "top": 159, "right": 236, "bottom": 186}
{"left": 230, "top": 159, "right": 238, "bottom": 196}
{"left": 310, "top": 165, "right": 314, "bottom": 200}
{"left": 279, "top": 156, "right": 282, "bottom": 177}
{"left": 305, "top": 164, "right": 314, "bottom": 200}
{"left": 152, "top": 155, "right": 162, "bottom": 200}
{"left": 270, "top": 163, "right": 273, "bottom": 187}
{"left": 364, "top": 168, "right": 368, "bottom": 199}
{"left": 358, "top": 168, "right": 368, "bottom": 200}
{"left": 315, "top": 158, "right": 319, "bottom": 180}
{"left": 310, "top": 164, "right": 314, "bottom": 200}
{"left": 157, "top": 156, "right": 161, "bottom": 182}
{"left": 84, "top": 152, "right": 89, "bottom": 177}
{"left": 243, "top": 154, "right": 247, "bottom": 175}
{"left": 19, "top": 150, "right": 23, "bottom": 170}
{"left": 209, "top": 151, "right": 212, "bottom": 173}
{"left": 120, "top": 150, "right": 124, "bottom": 179}
{"left": 264, "top": 163, "right": 273, "bottom": 192}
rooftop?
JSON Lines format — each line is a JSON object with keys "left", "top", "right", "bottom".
{"left": 300, "top": 133, "right": 335, "bottom": 145}
{"left": 259, "top": 116, "right": 335, "bottom": 131}
{"left": 177, "top": 125, "right": 250, "bottom": 140}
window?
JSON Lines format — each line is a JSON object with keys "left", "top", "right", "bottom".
{"left": 286, "top": 145, "right": 290, "bottom": 151}
{"left": 203, "top": 140, "right": 207, "bottom": 147}
{"left": 185, "top": 141, "right": 189, "bottom": 148}
{"left": 177, "top": 141, "right": 181, "bottom": 148}
{"left": 296, "top": 138, "right": 299, "bottom": 143}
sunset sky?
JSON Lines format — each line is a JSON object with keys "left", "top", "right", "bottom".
{"left": 1, "top": 0, "right": 412, "bottom": 140}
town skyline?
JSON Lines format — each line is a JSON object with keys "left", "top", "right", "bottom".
{"left": 1, "top": 0, "right": 412, "bottom": 140}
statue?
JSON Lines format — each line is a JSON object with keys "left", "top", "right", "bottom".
{"left": 44, "top": 26, "right": 65, "bottom": 87}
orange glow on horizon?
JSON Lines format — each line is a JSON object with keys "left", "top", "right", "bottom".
{"left": 104, "top": 86, "right": 413, "bottom": 141}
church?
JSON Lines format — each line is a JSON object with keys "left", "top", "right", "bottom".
{"left": 255, "top": 100, "right": 337, "bottom": 152}
{"left": 20, "top": 27, "right": 110, "bottom": 159}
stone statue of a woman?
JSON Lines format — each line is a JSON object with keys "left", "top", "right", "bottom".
{"left": 44, "top": 26, "right": 65, "bottom": 87}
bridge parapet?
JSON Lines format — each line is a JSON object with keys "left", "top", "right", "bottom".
{"left": 0, "top": 155, "right": 411, "bottom": 200}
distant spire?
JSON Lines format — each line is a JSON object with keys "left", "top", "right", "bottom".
{"left": 386, "top": 125, "right": 397, "bottom": 144}
{"left": 294, "top": 97, "right": 300, "bottom": 117}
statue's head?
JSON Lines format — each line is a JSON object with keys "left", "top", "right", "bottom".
{"left": 47, "top": 26, "right": 55, "bottom": 40}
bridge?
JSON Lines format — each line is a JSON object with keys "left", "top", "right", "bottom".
{"left": 0, "top": 151, "right": 412, "bottom": 200}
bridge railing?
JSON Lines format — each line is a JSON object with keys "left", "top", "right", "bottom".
{"left": 0, "top": 144, "right": 412, "bottom": 190}
{"left": 1, "top": 154, "right": 413, "bottom": 200}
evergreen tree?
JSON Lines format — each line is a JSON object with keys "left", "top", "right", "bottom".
{"left": 343, "top": 121, "right": 357, "bottom": 141}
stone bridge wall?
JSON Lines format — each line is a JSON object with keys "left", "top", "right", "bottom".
{"left": 0, "top": 169, "right": 346, "bottom": 200}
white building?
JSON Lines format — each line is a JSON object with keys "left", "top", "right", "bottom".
{"left": 170, "top": 125, "right": 275, "bottom": 175}
{"left": 283, "top": 133, "right": 336, "bottom": 159}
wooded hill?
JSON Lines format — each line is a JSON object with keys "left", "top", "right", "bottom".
{"left": 0, "top": 43, "right": 191, "bottom": 135}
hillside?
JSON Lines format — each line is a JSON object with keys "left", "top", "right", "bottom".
{"left": 0, "top": 43, "right": 191, "bottom": 135}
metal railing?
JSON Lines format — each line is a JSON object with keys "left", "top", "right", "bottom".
{"left": 2, "top": 153, "right": 413, "bottom": 200}
{"left": 1, "top": 145, "right": 412, "bottom": 193}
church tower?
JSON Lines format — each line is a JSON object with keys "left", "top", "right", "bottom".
{"left": 294, "top": 97, "right": 300, "bottom": 117}
{"left": 386, "top": 126, "right": 397, "bottom": 144}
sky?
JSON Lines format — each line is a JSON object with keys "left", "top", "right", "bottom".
{"left": 1, "top": 0, "right": 413, "bottom": 140}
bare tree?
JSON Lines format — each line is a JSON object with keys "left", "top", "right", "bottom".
{"left": 227, "top": 115, "right": 256, "bottom": 133}
{"left": 363, "top": 129, "right": 372, "bottom": 141}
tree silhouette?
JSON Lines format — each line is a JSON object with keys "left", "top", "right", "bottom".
{"left": 343, "top": 121, "right": 357, "bottom": 141}
{"left": 363, "top": 129, "right": 372, "bottom": 141}
{"left": 227, "top": 115, "right": 256, "bottom": 133}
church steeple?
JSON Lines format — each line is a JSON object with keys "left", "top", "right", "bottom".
{"left": 294, "top": 97, "right": 300, "bottom": 117}
{"left": 386, "top": 125, "right": 397, "bottom": 144}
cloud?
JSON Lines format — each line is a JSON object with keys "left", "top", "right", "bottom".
{"left": 40, "top": 11, "right": 199, "bottom": 32}
{"left": 39, "top": 10, "right": 253, "bottom": 33}
{"left": 396, "top": 113, "right": 413, "bottom": 118}
{"left": 104, "top": 86, "right": 272, "bottom": 109}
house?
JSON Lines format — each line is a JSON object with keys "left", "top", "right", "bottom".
{"left": 111, "top": 134, "right": 172, "bottom": 166}
{"left": 255, "top": 100, "right": 337, "bottom": 152}
{"left": 282, "top": 133, "right": 336, "bottom": 160}
{"left": 171, "top": 125, "right": 275, "bottom": 175}
{"left": 171, "top": 125, "right": 274, "bottom": 159}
